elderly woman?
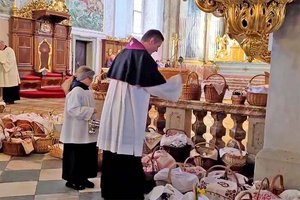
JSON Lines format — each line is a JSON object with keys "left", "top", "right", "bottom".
{"left": 60, "top": 66, "right": 98, "bottom": 190}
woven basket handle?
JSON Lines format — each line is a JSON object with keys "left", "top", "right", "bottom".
{"left": 248, "top": 74, "right": 266, "bottom": 87}
{"left": 148, "top": 145, "right": 163, "bottom": 172}
{"left": 227, "top": 138, "right": 243, "bottom": 156}
{"left": 182, "top": 155, "right": 203, "bottom": 169}
{"left": 205, "top": 73, "right": 227, "bottom": 86}
{"left": 270, "top": 174, "right": 284, "bottom": 195}
{"left": 185, "top": 72, "right": 199, "bottom": 86}
{"left": 235, "top": 191, "right": 253, "bottom": 200}
{"left": 194, "top": 142, "right": 218, "bottom": 157}
{"left": 256, "top": 177, "right": 270, "bottom": 200}
{"left": 205, "top": 165, "right": 240, "bottom": 192}
{"left": 17, "top": 123, "right": 34, "bottom": 132}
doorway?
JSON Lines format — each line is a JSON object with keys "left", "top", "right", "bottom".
{"left": 75, "top": 40, "right": 87, "bottom": 71}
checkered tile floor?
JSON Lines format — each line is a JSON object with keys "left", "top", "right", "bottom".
{"left": 0, "top": 152, "right": 104, "bottom": 200}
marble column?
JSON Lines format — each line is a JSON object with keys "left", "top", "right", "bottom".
{"left": 254, "top": 1, "right": 300, "bottom": 189}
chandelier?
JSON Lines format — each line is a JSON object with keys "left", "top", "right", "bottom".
{"left": 195, "top": 0, "right": 294, "bottom": 63}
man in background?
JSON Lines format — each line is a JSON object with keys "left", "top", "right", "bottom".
{"left": 0, "top": 40, "right": 20, "bottom": 104}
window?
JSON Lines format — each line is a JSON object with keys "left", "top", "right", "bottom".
{"left": 133, "top": 0, "right": 144, "bottom": 34}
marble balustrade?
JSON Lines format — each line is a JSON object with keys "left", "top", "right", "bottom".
{"left": 148, "top": 97, "right": 266, "bottom": 162}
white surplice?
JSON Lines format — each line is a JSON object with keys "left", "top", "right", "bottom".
{"left": 97, "top": 74, "right": 182, "bottom": 157}
{"left": 0, "top": 47, "right": 20, "bottom": 87}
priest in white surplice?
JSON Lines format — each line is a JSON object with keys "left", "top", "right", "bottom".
{"left": 97, "top": 30, "right": 182, "bottom": 200}
{"left": 0, "top": 40, "right": 20, "bottom": 104}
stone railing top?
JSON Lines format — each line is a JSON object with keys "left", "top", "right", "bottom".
{"left": 150, "top": 97, "right": 266, "bottom": 117}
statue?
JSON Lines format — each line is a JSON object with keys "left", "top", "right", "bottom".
{"left": 215, "top": 34, "right": 229, "bottom": 60}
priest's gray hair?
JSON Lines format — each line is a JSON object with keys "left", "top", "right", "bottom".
{"left": 75, "top": 66, "right": 95, "bottom": 81}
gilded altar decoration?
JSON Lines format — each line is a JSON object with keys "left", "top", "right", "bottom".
{"left": 11, "top": 0, "right": 69, "bottom": 21}
{"left": 214, "top": 34, "right": 246, "bottom": 62}
{"left": 194, "top": 0, "right": 294, "bottom": 63}
{"left": 49, "top": 0, "right": 69, "bottom": 13}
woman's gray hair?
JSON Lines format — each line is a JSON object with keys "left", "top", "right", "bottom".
{"left": 75, "top": 66, "right": 95, "bottom": 81}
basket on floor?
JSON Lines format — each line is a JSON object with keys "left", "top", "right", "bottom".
{"left": 221, "top": 139, "right": 247, "bottom": 168}
{"left": 33, "top": 135, "right": 54, "bottom": 153}
{"left": 49, "top": 143, "right": 63, "bottom": 159}
{"left": 247, "top": 74, "right": 268, "bottom": 107}
{"left": 2, "top": 125, "right": 28, "bottom": 156}
{"left": 194, "top": 142, "right": 219, "bottom": 170}
{"left": 161, "top": 129, "right": 191, "bottom": 163}
{"left": 180, "top": 72, "right": 201, "bottom": 100}
{"left": 204, "top": 73, "right": 228, "bottom": 103}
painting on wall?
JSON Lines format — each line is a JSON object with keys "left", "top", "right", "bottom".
{"left": 0, "top": 0, "right": 13, "bottom": 15}
{"left": 67, "top": 0, "right": 104, "bottom": 32}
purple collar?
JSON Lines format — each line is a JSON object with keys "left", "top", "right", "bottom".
{"left": 125, "top": 38, "right": 145, "bottom": 50}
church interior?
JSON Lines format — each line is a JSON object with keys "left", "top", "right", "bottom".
{"left": 0, "top": 0, "right": 300, "bottom": 199}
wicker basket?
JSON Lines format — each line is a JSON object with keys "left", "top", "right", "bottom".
{"left": 33, "top": 135, "right": 54, "bottom": 153}
{"left": 194, "top": 142, "right": 219, "bottom": 170}
{"left": 221, "top": 139, "right": 247, "bottom": 168}
{"left": 2, "top": 139, "right": 26, "bottom": 156}
{"left": 1, "top": 125, "right": 27, "bottom": 156}
{"left": 49, "top": 143, "right": 63, "bottom": 159}
{"left": 180, "top": 72, "right": 201, "bottom": 100}
{"left": 204, "top": 73, "right": 228, "bottom": 103}
{"left": 162, "top": 129, "right": 191, "bottom": 162}
{"left": 247, "top": 74, "right": 268, "bottom": 107}
{"left": 231, "top": 89, "right": 246, "bottom": 105}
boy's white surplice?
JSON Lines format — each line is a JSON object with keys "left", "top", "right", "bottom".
{"left": 97, "top": 74, "right": 182, "bottom": 156}
{"left": 60, "top": 87, "right": 97, "bottom": 144}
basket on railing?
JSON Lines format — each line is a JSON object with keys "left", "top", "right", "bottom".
{"left": 247, "top": 74, "right": 268, "bottom": 107}
{"left": 203, "top": 73, "right": 228, "bottom": 103}
{"left": 180, "top": 72, "right": 201, "bottom": 101}
{"left": 231, "top": 89, "right": 247, "bottom": 105}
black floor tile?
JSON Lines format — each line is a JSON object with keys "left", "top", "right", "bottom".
{"left": 0, "top": 170, "right": 40, "bottom": 183}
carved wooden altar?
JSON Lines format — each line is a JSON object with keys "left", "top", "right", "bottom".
{"left": 9, "top": 0, "right": 71, "bottom": 79}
